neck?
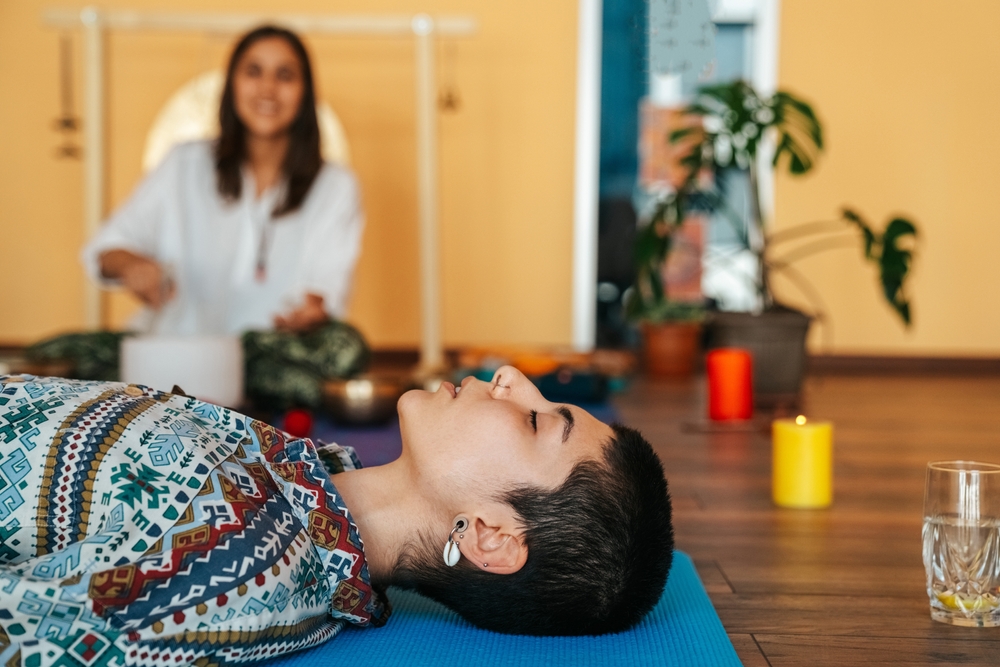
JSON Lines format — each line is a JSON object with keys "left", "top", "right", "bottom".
{"left": 245, "top": 132, "right": 290, "bottom": 196}
{"left": 334, "top": 458, "right": 437, "bottom": 588}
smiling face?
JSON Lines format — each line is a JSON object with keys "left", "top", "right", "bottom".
{"left": 231, "top": 36, "right": 305, "bottom": 140}
{"left": 397, "top": 366, "right": 613, "bottom": 502}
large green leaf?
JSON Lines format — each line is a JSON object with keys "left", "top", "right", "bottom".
{"left": 771, "top": 94, "right": 822, "bottom": 175}
{"left": 883, "top": 217, "right": 918, "bottom": 244}
{"left": 773, "top": 92, "right": 824, "bottom": 148}
{"left": 843, "top": 208, "right": 876, "bottom": 258}
{"left": 878, "top": 217, "right": 917, "bottom": 325}
{"left": 669, "top": 127, "right": 699, "bottom": 143}
{"left": 678, "top": 81, "right": 823, "bottom": 177}
{"left": 843, "top": 210, "right": 917, "bottom": 326}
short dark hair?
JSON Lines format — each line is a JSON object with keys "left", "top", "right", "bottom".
{"left": 392, "top": 423, "right": 673, "bottom": 635}
{"left": 216, "top": 25, "right": 323, "bottom": 217}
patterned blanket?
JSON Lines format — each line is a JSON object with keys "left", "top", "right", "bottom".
{"left": 0, "top": 375, "right": 388, "bottom": 667}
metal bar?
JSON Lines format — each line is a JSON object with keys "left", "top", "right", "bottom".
{"left": 82, "top": 7, "right": 103, "bottom": 330}
{"left": 752, "top": 0, "right": 781, "bottom": 223}
{"left": 413, "top": 15, "right": 443, "bottom": 371}
{"left": 43, "top": 8, "right": 476, "bottom": 36}
{"left": 47, "top": 6, "right": 472, "bottom": 359}
{"left": 571, "top": 0, "right": 602, "bottom": 352}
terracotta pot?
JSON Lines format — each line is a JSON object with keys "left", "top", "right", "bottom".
{"left": 640, "top": 321, "right": 702, "bottom": 378}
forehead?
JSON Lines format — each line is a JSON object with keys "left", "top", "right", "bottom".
{"left": 241, "top": 37, "right": 300, "bottom": 64}
{"left": 569, "top": 408, "right": 614, "bottom": 459}
{"left": 537, "top": 404, "right": 612, "bottom": 484}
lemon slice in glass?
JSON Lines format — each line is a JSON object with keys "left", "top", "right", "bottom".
{"left": 936, "top": 592, "right": 1000, "bottom": 612}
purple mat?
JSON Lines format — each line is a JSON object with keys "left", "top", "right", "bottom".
{"left": 290, "top": 403, "right": 619, "bottom": 468}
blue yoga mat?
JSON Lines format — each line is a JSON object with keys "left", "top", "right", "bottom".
{"left": 267, "top": 552, "right": 739, "bottom": 667}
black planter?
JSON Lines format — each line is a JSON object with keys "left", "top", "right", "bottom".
{"left": 707, "top": 307, "right": 812, "bottom": 407}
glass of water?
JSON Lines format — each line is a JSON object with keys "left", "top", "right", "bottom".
{"left": 923, "top": 461, "right": 1000, "bottom": 627}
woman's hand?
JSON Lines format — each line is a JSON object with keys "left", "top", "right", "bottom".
{"left": 99, "top": 249, "right": 174, "bottom": 309}
{"left": 274, "top": 293, "right": 328, "bottom": 333}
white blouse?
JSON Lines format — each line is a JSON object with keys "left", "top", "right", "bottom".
{"left": 82, "top": 140, "right": 364, "bottom": 335}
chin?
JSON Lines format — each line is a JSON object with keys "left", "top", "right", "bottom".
{"left": 395, "top": 388, "right": 428, "bottom": 425}
{"left": 397, "top": 387, "right": 424, "bottom": 407}
{"left": 396, "top": 387, "right": 447, "bottom": 448}
{"left": 245, "top": 123, "right": 293, "bottom": 139}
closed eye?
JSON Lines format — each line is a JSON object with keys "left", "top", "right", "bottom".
{"left": 557, "top": 406, "right": 575, "bottom": 443}
{"left": 529, "top": 409, "right": 538, "bottom": 432}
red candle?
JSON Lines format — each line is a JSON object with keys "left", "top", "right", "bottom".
{"left": 707, "top": 348, "right": 753, "bottom": 421}
{"left": 283, "top": 409, "right": 314, "bottom": 438}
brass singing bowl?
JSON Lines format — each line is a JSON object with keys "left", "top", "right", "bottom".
{"left": 321, "top": 374, "right": 413, "bottom": 425}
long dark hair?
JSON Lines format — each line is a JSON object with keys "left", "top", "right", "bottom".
{"left": 215, "top": 25, "right": 322, "bottom": 217}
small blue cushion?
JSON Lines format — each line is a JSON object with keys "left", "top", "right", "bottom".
{"left": 268, "top": 551, "right": 740, "bottom": 667}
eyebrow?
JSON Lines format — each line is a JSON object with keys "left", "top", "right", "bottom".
{"left": 558, "top": 406, "right": 575, "bottom": 443}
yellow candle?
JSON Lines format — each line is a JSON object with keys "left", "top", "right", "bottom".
{"left": 772, "top": 415, "right": 833, "bottom": 508}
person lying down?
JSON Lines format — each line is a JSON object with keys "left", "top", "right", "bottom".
{"left": 0, "top": 367, "right": 673, "bottom": 666}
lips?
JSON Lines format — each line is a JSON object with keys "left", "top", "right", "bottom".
{"left": 252, "top": 100, "right": 279, "bottom": 115}
{"left": 440, "top": 381, "right": 457, "bottom": 398}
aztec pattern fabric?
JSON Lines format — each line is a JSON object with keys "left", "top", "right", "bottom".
{"left": 0, "top": 375, "right": 388, "bottom": 667}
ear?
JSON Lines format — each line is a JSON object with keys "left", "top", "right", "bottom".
{"left": 460, "top": 515, "right": 528, "bottom": 575}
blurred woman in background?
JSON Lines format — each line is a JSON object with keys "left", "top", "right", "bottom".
{"left": 34, "top": 26, "right": 368, "bottom": 410}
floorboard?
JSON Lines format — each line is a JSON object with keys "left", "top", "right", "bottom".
{"left": 727, "top": 634, "right": 771, "bottom": 667}
{"left": 614, "top": 374, "right": 1000, "bottom": 665}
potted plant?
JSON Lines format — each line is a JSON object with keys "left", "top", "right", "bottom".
{"left": 625, "top": 189, "right": 706, "bottom": 378}
{"left": 667, "top": 80, "right": 918, "bottom": 403}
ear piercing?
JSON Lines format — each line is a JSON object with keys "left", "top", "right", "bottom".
{"left": 443, "top": 516, "right": 469, "bottom": 567}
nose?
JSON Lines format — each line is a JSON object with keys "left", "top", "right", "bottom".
{"left": 491, "top": 365, "right": 527, "bottom": 389}
{"left": 255, "top": 72, "right": 279, "bottom": 94}
{"left": 490, "top": 365, "right": 549, "bottom": 405}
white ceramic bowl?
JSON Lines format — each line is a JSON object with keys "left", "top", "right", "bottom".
{"left": 120, "top": 335, "right": 244, "bottom": 407}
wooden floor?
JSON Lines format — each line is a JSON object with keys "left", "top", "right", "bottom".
{"left": 613, "top": 373, "right": 1000, "bottom": 666}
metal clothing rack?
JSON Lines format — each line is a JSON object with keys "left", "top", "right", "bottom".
{"left": 44, "top": 6, "right": 478, "bottom": 370}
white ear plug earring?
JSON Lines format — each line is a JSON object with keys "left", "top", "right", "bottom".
{"left": 443, "top": 516, "right": 469, "bottom": 567}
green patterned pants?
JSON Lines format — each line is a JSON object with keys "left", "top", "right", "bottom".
{"left": 26, "top": 321, "right": 369, "bottom": 412}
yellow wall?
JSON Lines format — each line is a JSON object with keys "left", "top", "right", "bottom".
{"left": 0, "top": 0, "right": 577, "bottom": 348}
{"left": 8, "top": 1, "right": 997, "bottom": 357}
{"left": 774, "top": 0, "right": 1000, "bottom": 356}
